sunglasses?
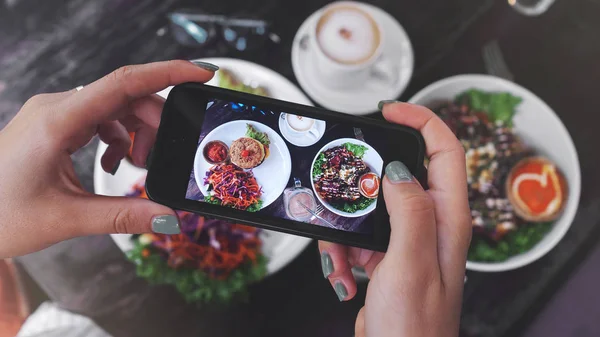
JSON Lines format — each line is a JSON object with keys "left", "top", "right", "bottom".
{"left": 168, "top": 11, "right": 280, "bottom": 51}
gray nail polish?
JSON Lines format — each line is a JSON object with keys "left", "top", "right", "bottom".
{"left": 151, "top": 215, "right": 180, "bottom": 234}
{"left": 385, "top": 161, "right": 413, "bottom": 183}
{"left": 334, "top": 281, "right": 348, "bottom": 301}
{"left": 110, "top": 161, "right": 121, "bottom": 176}
{"left": 321, "top": 251, "right": 334, "bottom": 278}
{"left": 191, "top": 60, "right": 219, "bottom": 72}
{"left": 377, "top": 99, "right": 401, "bottom": 111}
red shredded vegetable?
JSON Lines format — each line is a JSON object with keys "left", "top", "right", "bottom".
{"left": 127, "top": 179, "right": 262, "bottom": 279}
{"left": 204, "top": 163, "right": 262, "bottom": 210}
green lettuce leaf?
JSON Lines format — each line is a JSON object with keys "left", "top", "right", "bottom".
{"left": 331, "top": 196, "right": 376, "bottom": 213}
{"left": 344, "top": 143, "right": 368, "bottom": 158}
{"left": 456, "top": 89, "right": 522, "bottom": 125}
{"left": 312, "top": 153, "right": 327, "bottom": 178}
{"left": 245, "top": 124, "right": 270, "bottom": 146}
{"left": 127, "top": 239, "right": 268, "bottom": 305}
{"left": 245, "top": 200, "right": 263, "bottom": 213}
{"left": 467, "top": 222, "right": 553, "bottom": 262}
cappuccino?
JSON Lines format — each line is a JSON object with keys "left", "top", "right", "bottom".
{"left": 286, "top": 114, "right": 315, "bottom": 132}
{"left": 316, "top": 6, "right": 381, "bottom": 65}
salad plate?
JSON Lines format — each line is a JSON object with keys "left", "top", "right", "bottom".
{"left": 94, "top": 58, "right": 313, "bottom": 277}
{"left": 310, "top": 138, "right": 383, "bottom": 218}
{"left": 409, "top": 74, "right": 580, "bottom": 272}
{"left": 194, "top": 120, "right": 292, "bottom": 210}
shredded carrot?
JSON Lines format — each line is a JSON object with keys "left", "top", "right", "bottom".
{"left": 204, "top": 164, "right": 262, "bottom": 210}
{"left": 128, "top": 180, "right": 262, "bottom": 279}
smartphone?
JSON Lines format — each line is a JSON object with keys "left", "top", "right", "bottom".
{"left": 146, "top": 83, "right": 426, "bottom": 251}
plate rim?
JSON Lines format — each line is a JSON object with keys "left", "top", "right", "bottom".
{"left": 408, "top": 74, "right": 582, "bottom": 272}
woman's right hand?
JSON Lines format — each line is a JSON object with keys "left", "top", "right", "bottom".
{"left": 318, "top": 102, "right": 471, "bottom": 337}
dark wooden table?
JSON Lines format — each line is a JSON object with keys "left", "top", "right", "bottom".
{"left": 2, "top": 0, "right": 600, "bottom": 336}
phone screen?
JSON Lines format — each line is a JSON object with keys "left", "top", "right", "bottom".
{"left": 184, "top": 98, "right": 386, "bottom": 235}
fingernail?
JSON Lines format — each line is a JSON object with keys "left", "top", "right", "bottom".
{"left": 110, "top": 161, "right": 121, "bottom": 176}
{"left": 321, "top": 251, "right": 334, "bottom": 278}
{"left": 377, "top": 100, "right": 402, "bottom": 111}
{"left": 151, "top": 215, "right": 180, "bottom": 234}
{"left": 191, "top": 60, "right": 219, "bottom": 72}
{"left": 334, "top": 281, "right": 348, "bottom": 301}
{"left": 385, "top": 161, "right": 413, "bottom": 183}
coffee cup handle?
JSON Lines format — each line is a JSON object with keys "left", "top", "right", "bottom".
{"left": 307, "top": 124, "right": 320, "bottom": 140}
{"left": 369, "top": 55, "right": 398, "bottom": 87}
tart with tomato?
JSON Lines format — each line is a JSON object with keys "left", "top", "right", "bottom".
{"left": 229, "top": 137, "right": 266, "bottom": 169}
{"left": 359, "top": 172, "right": 380, "bottom": 199}
{"left": 506, "top": 156, "right": 567, "bottom": 222}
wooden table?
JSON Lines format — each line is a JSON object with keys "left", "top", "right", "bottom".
{"left": 2, "top": 0, "right": 600, "bottom": 336}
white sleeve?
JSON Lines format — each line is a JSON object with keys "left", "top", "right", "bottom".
{"left": 17, "top": 302, "right": 111, "bottom": 337}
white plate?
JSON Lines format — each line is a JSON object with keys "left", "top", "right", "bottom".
{"left": 156, "top": 58, "right": 314, "bottom": 105}
{"left": 94, "top": 58, "right": 313, "bottom": 276}
{"left": 310, "top": 138, "right": 383, "bottom": 218}
{"left": 291, "top": 1, "right": 414, "bottom": 115}
{"left": 409, "top": 74, "right": 581, "bottom": 272}
{"left": 193, "top": 120, "right": 292, "bottom": 209}
{"left": 278, "top": 114, "right": 326, "bottom": 147}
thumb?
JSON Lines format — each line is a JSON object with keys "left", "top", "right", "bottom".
{"left": 70, "top": 195, "right": 180, "bottom": 236}
{"left": 382, "top": 161, "right": 438, "bottom": 272}
{"left": 355, "top": 306, "right": 366, "bottom": 337}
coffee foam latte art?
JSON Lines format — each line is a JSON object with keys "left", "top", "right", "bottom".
{"left": 316, "top": 7, "right": 380, "bottom": 65}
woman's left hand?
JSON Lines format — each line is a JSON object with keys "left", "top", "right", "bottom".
{"left": 0, "top": 60, "right": 216, "bottom": 258}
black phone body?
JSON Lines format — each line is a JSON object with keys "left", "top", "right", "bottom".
{"left": 146, "top": 83, "right": 426, "bottom": 251}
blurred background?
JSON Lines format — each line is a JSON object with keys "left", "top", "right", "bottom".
{"left": 1, "top": 0, "right": 599, "bottom": 336}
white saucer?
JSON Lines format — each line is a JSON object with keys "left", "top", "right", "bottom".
{"left": 291, "top": 2, "right": 414, "bottom": 115}
{"left": 278, "top": 114, "right": 326, "bottom": 147}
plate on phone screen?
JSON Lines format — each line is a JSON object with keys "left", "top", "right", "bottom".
{"left": 310, "top": 138, "right": 383, "bottom": 218}
{"left": 194, "top": 120, "right": 292, "bottom": 210}
{"left": 94, "top": 58, "right": 313, "bottom": 276}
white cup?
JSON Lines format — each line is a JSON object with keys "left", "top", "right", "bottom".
{"left": 309, "top": 2, "right": 398, "bottom": 90}
{"left": 283, "top": 113, "right": 320, "bottom": 140}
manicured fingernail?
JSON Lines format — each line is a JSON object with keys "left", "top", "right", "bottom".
{"left": 377, "top": 100, "right": 402, "bottom": 111}
{"left": 191, "top": 60, "right": 219, "bottom": 72}
{"left": 110, "top": 160, "right": 121, "bottom": 176}
{"left": 151, "top": 215, "right": 180, "bottom": 234}
{"left": 334, "top": 281, "right": 348, "bottom": 301}
{"left": 385, "top": 161, "right": 413, "bottom": 183}
{"left": 321, "top": 251, "right": 334, "bottom": 278}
